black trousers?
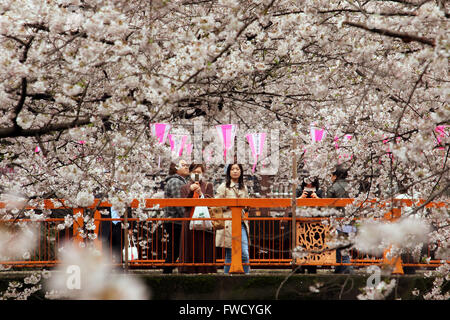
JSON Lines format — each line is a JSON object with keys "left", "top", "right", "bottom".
{"left": 163, "top": 221, "right": 182, "bottom": 273}
{"left": 100, "top": 220, "right": 123, "bottom": 262}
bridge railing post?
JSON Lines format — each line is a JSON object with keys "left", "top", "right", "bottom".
{"left": 229, "top": 206, "right": 244, "bottom": 274}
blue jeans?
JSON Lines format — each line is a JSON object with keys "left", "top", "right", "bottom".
{"left": 224, "top": 223, "right": 250, "bottom": 274}
{"left": 335, "top": 231, "right": 353, "bottom": 274}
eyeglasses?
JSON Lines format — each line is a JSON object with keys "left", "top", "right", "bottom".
{"left": 180, "top": 163, "right": 189, "bottom": 168}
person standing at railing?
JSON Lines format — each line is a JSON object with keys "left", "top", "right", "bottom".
{"left": 297, "top": 175, "right": 324, "bottom": 199}
{"left": 215, "top": 163, "right": 251, "bottom": 274}
{"left": 327, "top": 164, "right": 354, "bottom": 274}
{"left": 294, "top": 174, "right": 325, "bottom": 274}
{"left": 98, "top": 189, "right": 125, "bottom": 264}
{"left": 179, "top": 163, "right": 217, "bottom": 274}
{"left": 162, "top": 159, "right": 190, "bottom": 274}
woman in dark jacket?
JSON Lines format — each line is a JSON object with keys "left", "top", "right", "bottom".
{"left": 179, "top": 163, "right": 217, "bottom": 274}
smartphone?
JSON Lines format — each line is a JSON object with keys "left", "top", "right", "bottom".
{"left": 194, "top": 173, "right": 199, "bottom": 182}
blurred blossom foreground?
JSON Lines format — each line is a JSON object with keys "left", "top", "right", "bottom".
{"left": 0, "top": 224, "right": 37, "bottom": 262}
{"left": 44, "top": 242, "right": 151, "bottom": 300}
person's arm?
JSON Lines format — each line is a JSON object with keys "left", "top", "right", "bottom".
{"left": 243, "top": 185, "right": 250, "bottom": 212}
{"left": 190, "top": 181, "right": 202, "bottom": 197}
{"left": 215, "top": 183, "right": 226, "bottom": 198}
{"left": 299, "top": 189, "right": 308, "bottom": 198}
{"left": 183, "top": 182, "right": 198, "bottom": 198}
{"left": 214, "top": 183, "right": 228, "bottom": 210}
{"left": 170, "top": 179, "right": 186, "bottom": 217}
{"left": 244, "top": 185, "right": 249, "bottom": 198}
{"left": 180, "top": 184, "right": 189, "bottom": 198}
{"left": 204, "top": 182, "right": 214, "bottom": 198}
{"left": 326, "top": 184, "right": 337, "bottom": 198}
{"left": 309, "top": 190, "right": 320, "bottom": 198}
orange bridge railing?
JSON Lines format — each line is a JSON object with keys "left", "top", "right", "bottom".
{"left": 0, "top": 198, "right": 448, "bottom": 274}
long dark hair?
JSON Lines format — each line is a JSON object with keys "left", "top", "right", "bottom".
{"left": 300, "top": 177, "right": 320, "bottom": 191}
{"left": 225, "top": 163, "right": 245, "bottom": 190}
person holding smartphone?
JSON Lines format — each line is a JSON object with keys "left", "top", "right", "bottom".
{"left": 179, "top": 163, "right": 216, "bottom": 274}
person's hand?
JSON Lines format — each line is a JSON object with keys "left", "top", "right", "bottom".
{"left": 190, "top": 183, "right": 199, "bottom": 191}
{"left": 190, "top": 182, "right": 202, "bottom": 195}
{"left": 310, "top": 192, "right": 319, "bottom": 199}
{"left": 299, "top": 190, "right": 308, "bottom": 198}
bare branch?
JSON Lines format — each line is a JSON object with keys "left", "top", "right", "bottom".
{"left": 343, "top": 20, "right": 436, "bottom": 47}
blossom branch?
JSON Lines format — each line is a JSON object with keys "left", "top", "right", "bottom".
{"left": 343, "top": 21, "right": 436, "bottom": 47}
{"left": 0, "top": 116, "right": 108, "bottom": 139}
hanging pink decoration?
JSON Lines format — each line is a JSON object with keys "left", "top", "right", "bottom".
{"left": 168, "top": 134, "right": 188, "bottom": 157}
{"left": 435, "top": 125, "right": 448, "bottom": 150}
{"left": 216, "top": 124, "right": 238, "bottom": 163}
{"left": 246, "top": 132, "right": 267, "bottom": 173}
{"left": 150, "top": 123, "right": 171, "bottom": 144}
{"left": 150, "top": 123, "right": 171, "bottom": 168}
{"left": 310, "top": 125, "right": 327, "bottom": 143}
{"left": 35, "top": 146, "right": 40, "bottom": 153}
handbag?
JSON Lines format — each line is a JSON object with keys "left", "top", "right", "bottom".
{"left": 123, "top": 235, "right": 138, "bottom": 261}
{"left": 190, "top": 193, "right": 214, "bottom": 231}
{"left": 209, "top": 206, "right": 225, "bottom": 230}
{"left": 209, "top": 186, "right": 242, "bottom": 230}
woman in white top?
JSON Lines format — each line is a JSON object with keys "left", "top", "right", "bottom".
{"left": 215, "top": 163, "right": 250, "bottom": 274}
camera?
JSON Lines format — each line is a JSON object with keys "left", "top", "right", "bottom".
{"left": 303, "top": 187, "right": 315, "bottom": 198}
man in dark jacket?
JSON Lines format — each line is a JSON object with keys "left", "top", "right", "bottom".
{"left": 327, "top": 166, "right": 350, "bottom": 199}
{"left": 327, "top": 165, "right": 354, "bottom": 274}
{"left": 162, "top": 159, "right": 189, "bottom": 274}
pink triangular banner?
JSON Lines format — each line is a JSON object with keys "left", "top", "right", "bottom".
{"left": 150, "top": 123, "right": 171, "bottom": 144}
{"left": 246, "top": 132, "right": 266, "bottom": 172}
{"left": 216, "top": 124, "right": 237, "bottom": 162}
{"left": 310, "top": 126, "right": 327, "bottom": 143}
{"left": 168, "top": 134, "right": 188, "bottom": 157}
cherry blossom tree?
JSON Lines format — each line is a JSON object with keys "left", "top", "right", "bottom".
{"left": 0, "top": 0, "right": 448, "bottom": 299}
